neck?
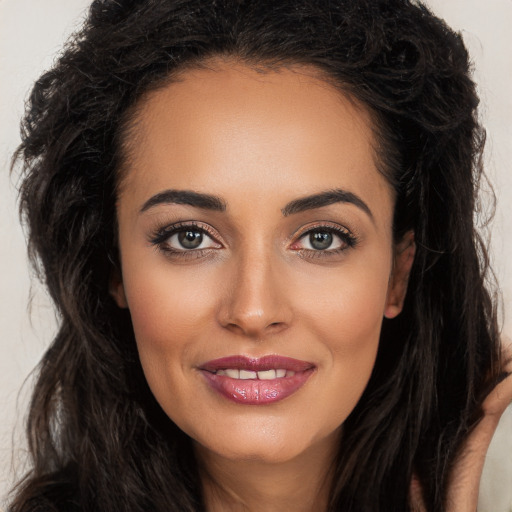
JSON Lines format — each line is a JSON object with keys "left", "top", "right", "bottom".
{"left": 195, "top": 433, "right": 338, "bottom": 512}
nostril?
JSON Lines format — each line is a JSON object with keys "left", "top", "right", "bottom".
{"left": 226, "top": 323, "right": 244, "bottom": 334}
{"left": 222, "top": 319, "right": 288, "bottom": 338}
{"left": 267, "top": 321, "right": 288, "bottom": 333}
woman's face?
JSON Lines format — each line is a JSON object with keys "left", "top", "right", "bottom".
{"left": 112, "top": 62, "right": 412, "bottom": 464}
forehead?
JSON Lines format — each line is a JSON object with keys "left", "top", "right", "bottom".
{"left": 118, "top": 61, "right": 393, "bottom": 223}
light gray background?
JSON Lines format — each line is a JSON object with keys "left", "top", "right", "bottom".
{"left": 1, "top": 1, "right": 511, "bottom": 510}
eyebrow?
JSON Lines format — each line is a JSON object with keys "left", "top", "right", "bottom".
{"left": 281, "top": 189, "right": 374, "bottom": 220}
{"left": 140, "top": 187, "right": 373, "bottom": 221}
{"left": 140, "top": 189, "right": 226, "bottom": 213}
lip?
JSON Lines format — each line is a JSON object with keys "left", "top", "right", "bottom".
{"left": 199, "top": 355, "right": 315, "bottom": 405}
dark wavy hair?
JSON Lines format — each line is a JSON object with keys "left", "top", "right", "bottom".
{"left": 10, "top": 0, "right": 502, "bottom": 511}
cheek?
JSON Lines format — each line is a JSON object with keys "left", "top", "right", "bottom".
{"left": 121, "top": 259, "right": 224, "bottom": 431}
{"left": 293, "top": 255, "right": 391, "bottom": 424}
{"left": 320, "top": 281, "right": 387, "bottom": 358}
{"left": 120, "top": 257, "right": 224, "bottom": 414}
{"left": 298, "top": 254, "right": 391, "bottom": 351}
{"left": 125, "top": 261, "right": 218, "bottom": 349}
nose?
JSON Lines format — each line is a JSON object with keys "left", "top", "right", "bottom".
{"left": 217, "top": 249, "right": 292, "bottom": 339}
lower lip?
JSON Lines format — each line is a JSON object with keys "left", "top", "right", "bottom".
{"left": 201, "top": 369, "right": 314, "bottom": 405}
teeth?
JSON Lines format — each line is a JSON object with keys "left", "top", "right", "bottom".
{"left": 257, "top": 369, "right": 276, "bottom": 380}
{"left": 215, "top": 368, "right": 293, "bottom": 380}
{"left": 239, "top": 370, "right": 257, "bottom": 379}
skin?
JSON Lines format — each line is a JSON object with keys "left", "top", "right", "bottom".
{"left": 410, "top": 342, "right": 512, "bottom": 512}
{"left": 109, "top": 60, "right": 512, "bottom": 511}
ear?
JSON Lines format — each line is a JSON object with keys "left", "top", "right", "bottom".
{"left": 109, "top": 267, "right": 128, "bottom": 309}
{"left": 384, "top": 230, "right": 415, "bottom": 319}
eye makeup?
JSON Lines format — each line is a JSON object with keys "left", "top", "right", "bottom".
{"left": 148, "top": 218, "right": 359, "bottom": 262}
{"left": 148, "top": 220, "right": 223, "bottom": 259}
{"left": 290, "top": 222, "right": 359, "bottom": 259}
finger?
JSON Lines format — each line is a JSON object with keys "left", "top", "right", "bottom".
{"left": 482, "top": 340, "right": 512, "bottom": 417}
{"left": 445, "top": 413, "right": 501, "bottom": 511}
{"left": 409, "top": 474, "right": 427, "bottom": 512}
{"left": 445, "top": 338, "right": 512, "bottom": 511}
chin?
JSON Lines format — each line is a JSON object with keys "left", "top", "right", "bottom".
{"left": 188, "top": 413, "right": 340, "bottom": 466}
{"left": 196, "top": 438, "right": 314, "bottom": 465}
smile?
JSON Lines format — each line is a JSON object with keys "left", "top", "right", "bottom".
{"left": 199, "top": 355, "right": 315, "bottom": 405}
{"left": 214, "top": 369, "right": 295, "bottom": 379}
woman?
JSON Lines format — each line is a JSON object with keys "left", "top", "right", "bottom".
{"left": 8, "top": 0, "right": 512, "bottom": 510}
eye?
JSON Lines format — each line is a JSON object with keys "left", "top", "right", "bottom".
{"left": 149, "top": 222, "right": 222, "bottom": 254}
{"left": 169, "top": 229, "right": 217, "bottom": 250}
{"left": 302, "top": 231, "right": 341, "bottom": 251}
{"left": 290, "top": 224, "right": 358, "bottom": 255}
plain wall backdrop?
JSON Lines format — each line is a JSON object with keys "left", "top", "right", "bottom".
{"left": 1, "top": 1, "right": 511, "bottom": 510}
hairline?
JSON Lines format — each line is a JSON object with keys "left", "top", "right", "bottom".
{"left": 114, "top": 55, "right": 398, "bottom": 207}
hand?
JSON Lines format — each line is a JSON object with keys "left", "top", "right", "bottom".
{"left": 410, "top": 339, "right": 512, "bottom": 512}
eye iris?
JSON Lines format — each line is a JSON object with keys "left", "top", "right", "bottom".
{"left": 178, "top": 230, "right": 203, "bottom": 249}
{"left": 310, "top": 231, "right": 333, "bottom": 250}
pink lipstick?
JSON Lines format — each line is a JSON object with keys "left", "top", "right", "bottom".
{"left": 199, "top": 355, "right": 315, "bottom": 405}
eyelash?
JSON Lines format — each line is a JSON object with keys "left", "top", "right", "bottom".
{"left": 149, "top": 221, "right": 221, "bottom": 259}
{"left": 149, "top": 221, "right": 358, "bottom": 259}
{"left": 291, "top": 224, "right": 358, "bottom": 258}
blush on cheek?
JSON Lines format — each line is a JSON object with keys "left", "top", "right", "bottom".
{"left": 125, "top": 264, "right": 216, "bottom": 347}
{"left": 308, "top": 277, "right": 388, "bottom": 354}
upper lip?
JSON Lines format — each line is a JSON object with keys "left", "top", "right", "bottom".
{"left": 199, "top": 355, "right": 315, "bottom": 373}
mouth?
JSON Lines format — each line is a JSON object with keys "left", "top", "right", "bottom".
{"left": 198, "top": 355, "right": 315, "bottom": 405}
{"left": 214, "top": 368, "right": 297, "bottom": 379}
